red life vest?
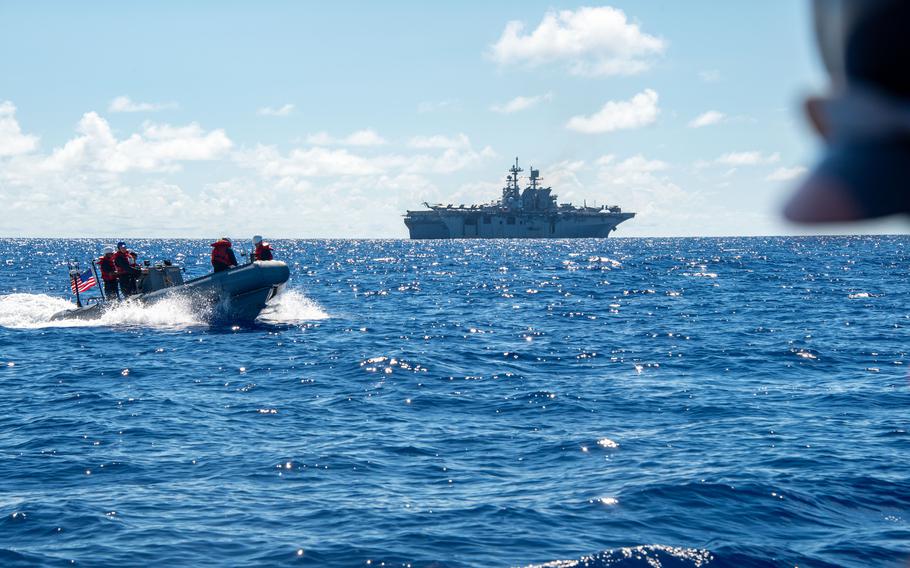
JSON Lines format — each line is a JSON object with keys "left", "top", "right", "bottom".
{"left": 254, "top": 243, "right": 273, "bottom": 261}
{"left": 98, "top": 256, "right": 118, "bottom": 282}
{"left": 113, "top": 250, "right": 133, "bottom": 275}
{"left": 211, "top": 240, "right": 234, "bottom": 266}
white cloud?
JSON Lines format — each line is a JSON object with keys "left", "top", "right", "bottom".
{"left": 236, "top": 145, "right": 384, "bottom": 178}
{"left": 688, "top": 110, "right": 725, "bottom": 128}
{"left": 0, "top": 101, "right": 39, "bottom": 156}
{"left": 0, "top": 105, "right": 496, "bottom": 238}
{"left": 715, "top": 151, "right": 780, "bottom": 166}
{"left": 109, "top": 96, "right": 178, "bottom": 113}
{"left": 408, "top": 133, "right": 471, "bottom": 150}
{"left": 491, "top": 92, "right": 553, "bottom": 113}
{"left": 46, "top": 113, "right": 231, "bottom": 173}
{"left": 597, "top": 154, "right": 669, "bottom": 184}
{"left": 305, "top": 132, "right": 334, "bottom": 145}
{"left": 595, "top": 154, "right": 695, "bottom": 229}
{"left": 305, "top": 129, "right": 387, "bottom": 146}
{"left": 566, "top": 89, "right": 659, "bottom": 134}
{"left": 345, "top": 129, "right": 386, "bottom": 146}
{"left": 489, "top": 6, "right": 665, "bottom": 76}
{"left": 766, "top": 166, "right": 807, "bottom": 182}
{"left": 533, "top": 159, "right": 586, "bottom": 203}
{"left": 237, "top": 136, "right": 495, "bottom": 180}
{"left": 398, "top": 146, "right": 497, "bottom": 175}
{"left": 257, "top": 103, "right": 295, "bottom": 117}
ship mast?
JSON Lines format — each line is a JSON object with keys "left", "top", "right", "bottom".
{"left": 529, "top": 166, "right": 541, "bottom": 189}
{"left": 509, "top": 156, "right": 522, "bottom": 192}
{"left": 502, "top": 156, "right": 523, "bottom": 209}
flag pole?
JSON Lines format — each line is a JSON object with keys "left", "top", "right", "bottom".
{"left": 90, "top": 259, "right": 105, "bottom": 302}
{"left": 69, "top": 268, "right": 83, "bottom": 308}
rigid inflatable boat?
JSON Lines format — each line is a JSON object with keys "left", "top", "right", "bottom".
{"left": 50, "top": 260, "right": 290, "bottom": 323}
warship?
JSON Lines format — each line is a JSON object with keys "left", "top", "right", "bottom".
{"left": 404, "top": 158, "right": 635, "bottom": 239}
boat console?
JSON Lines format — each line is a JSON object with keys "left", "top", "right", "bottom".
{"left": 138, "top": 263, "right": 184, "bottom": 294}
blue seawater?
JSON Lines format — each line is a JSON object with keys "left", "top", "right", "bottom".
{"left": 0, "top": 236, "right": 907, "bottom": 568}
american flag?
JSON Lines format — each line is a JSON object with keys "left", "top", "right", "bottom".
{"left": 70, "top": 269, "right": 97, "bottom": 294}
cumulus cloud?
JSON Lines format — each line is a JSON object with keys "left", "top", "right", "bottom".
{"left": 236, "top": 139, "right": 495, "bottom": 180}
{"left": 566, "top": 89, "right": 659, "bottom": 134}
{"left": 408, "top": 133, "right": 471, "bottom": 150}
{"left": 236, "top": 145, "right": 384, "bottom": 178}
{"left": 597, "top": 154, "right": 668, "bottom": 180}
{"left": 109, "top": 96, "right": 178, "bottom": 113}
{"left": 595, "top": 154, "right": 691, "bottom": 227}
{"left": 539, "top": 159, "right": 587, "bottom": 200}
{"left": 0, "top": 104, "right": 496, "bottom": 237}
{"left": 0, "top": 109, "right": 238, "bottom": 236}
{"left": 766, "top": 166, "right": 807, "bottom": 182}
{"left": 257, "top": 103, "right": 295, "bottom": 117}
{"left": 37, "top": 112, "right": 232, "bottom": 173}
{"left": 489, "top": 6, "right": 665, "bottom": 76}
{"left": 0, "top": 101, "right": 39, "bottom": 156}
{"left": 491, "top": 92, "right": 553, "bottom": 113}
{"left": 397, "top": 146, "right": 497, "bottom": 175}
{"left": 305, "top": 129, "right": 387, "bottom": 146}
{"left": 688, "top": 110, "right": 725, "bottom": 128}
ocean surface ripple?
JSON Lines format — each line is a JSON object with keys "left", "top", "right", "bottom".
{"left": 0, "top": 237, "right": 907, "bottom": 567}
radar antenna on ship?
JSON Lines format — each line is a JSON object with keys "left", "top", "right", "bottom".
{"left": 501, "top": 157, "right": 524, "bottom": 208}
{"left": 507, "top": 156, "right": 523, "bottom": 191}
{"left": 529, "top": 166, "right": 542, "bottom": 189}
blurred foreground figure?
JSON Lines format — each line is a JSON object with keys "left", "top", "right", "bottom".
{"left": 785, "top": 0, "right": 910, "bottom": 222}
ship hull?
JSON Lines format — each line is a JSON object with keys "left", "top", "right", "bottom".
{"left": 405, "top": 210, "right": 634, "bottom": 239}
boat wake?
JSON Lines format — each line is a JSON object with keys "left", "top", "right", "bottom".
{"left": 257, "top": 289, "right": 329, "bottom": 324}
{"left": 0, "top": 289, "right": 328, "bottom": 329}
{"left": 0, "top": 293, "right": 204, "bottom": 329}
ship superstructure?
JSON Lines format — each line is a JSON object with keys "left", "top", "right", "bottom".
{"left": 404, "top": 158, "right": 635, "bottom": 239}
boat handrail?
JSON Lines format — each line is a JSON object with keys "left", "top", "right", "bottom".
{"left": 181, "top": 261, "right": 257, "bottom": 285}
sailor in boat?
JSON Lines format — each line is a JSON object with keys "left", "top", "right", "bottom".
{"left": 211, "top": 237, "right": 238, "bottom": 273}
{"left": 98, "top": 246, "right": 120, "bottom": 300}
{"left": 114, "top": 241, "right": 142, "bottom": 296}
{"left": 252, "top": 235, "right": 274, "bottom": 261}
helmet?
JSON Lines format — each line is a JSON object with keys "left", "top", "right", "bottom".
{"left": 252, "top": 235, "right": 263, "bottom": 245}
{"left": 116, "top": 241, "right": 126, "bottom": 249}
{"left": 103, "top": 245, "right": 115, "bottom": 255}
{"left": 221, "top": 236, "right": 231, "bottom": 244}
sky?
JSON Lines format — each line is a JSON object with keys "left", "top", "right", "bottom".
{"left": 0, "top": 1, "right": 904, "bottom": 238}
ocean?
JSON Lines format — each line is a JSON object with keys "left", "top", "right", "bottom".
{"left": 0, "top": 236, "right": 907, "bottom": 567}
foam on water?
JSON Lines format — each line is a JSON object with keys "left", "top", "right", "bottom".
{"left": 0, "top": 293, "right": 203, "bottom": 329}
{"left": 0, "top": 293, "right": 75, "bottom": 328}
{"left": 95, "top": 294, "right": 204, "bottom": 328}
{"left": 257, "top": 289, "right": 329, "bottom": 324}
{"left": 526, "top": 545, "right": 714, "bottom": 567}
{"left": 0, "top": 288, "right": 326, "bottom": 330}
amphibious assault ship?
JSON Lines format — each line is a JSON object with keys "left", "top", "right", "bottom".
{"left": 404, "top": 158, "right": 634, "bottom": 239}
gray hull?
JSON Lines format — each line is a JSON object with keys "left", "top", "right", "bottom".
{"left": 405, "top": 210, "right": 635, "bottom": 239}
{"left": 51, "top": 261, "right": 290, "bottom": 323}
